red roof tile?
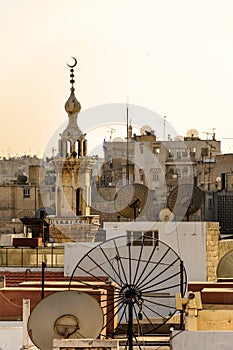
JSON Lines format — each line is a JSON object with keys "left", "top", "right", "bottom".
{"left": 0, "top": 271, "right": 69, "bottom": 287}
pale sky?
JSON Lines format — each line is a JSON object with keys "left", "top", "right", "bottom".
{"left": 1, "top": 0, "right": 233, "bottom": 157}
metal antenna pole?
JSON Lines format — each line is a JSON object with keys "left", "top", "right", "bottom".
{"left": 126, "top": 102, "right": 129, "bottom": 184}
{"left": 180, "top": 260, "right": 184, "bottom": 330}
{"left": 163, "top": 115, "right": 166, "bottom": 141}
{"left": 41, "top": 261, "right": 46, "bottom": 299}
{"left": 128, "top": 302, "right": 133, "bottom": 350}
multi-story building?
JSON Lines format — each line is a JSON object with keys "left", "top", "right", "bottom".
{"left": 92, "top": 127, "right": 222, "bottom": 223}
{"left": 0, "top": 163, "right": 54, "bottom": 234}
{"left": 204, "top": 153, "right": 233, "bottom": 234}
{"left": 0, "top": 155, "right": 40, "bottom": 185}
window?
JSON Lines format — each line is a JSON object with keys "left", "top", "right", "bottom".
{"left": 127, "top": 230, "right": 159, "bottom": 246}
{"left": 190, "top": 147, "right": 196, "bottom": 157}
{"left": 139, "top": 169, "right": 144, "bottom": 182}
{"left": 208, "top": 198, "right": 212, "bottom": 210}
{"left": 23, "top": 188, "right": 30, "bottom": 198}
{"left": 152, "top": 146, "right": 160, "bottom": 154}
{"left": 151, "top": 168, "right": 160, "bottom": 182}
{"left": 201, "top": 148, "right": 209, "bottom": 157}
{"left": 168, "top": 168, "right": 174, "bottom": 174}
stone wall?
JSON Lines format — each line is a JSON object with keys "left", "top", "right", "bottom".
{"left": 206, "top": 222, "right": 219, "bottom": 281}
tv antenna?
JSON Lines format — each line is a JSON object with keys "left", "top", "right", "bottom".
{"left": 210, "top": 128, "right": 216, "bottom": 140}
{"left": 158, "top": 116, "right": 167, "bottom": 140}
{"left": 107, "top": 127, "right": 116, "bottom": 141}
{"left": 202, "top": 131, "right": 212, "bottom": 140}
{"left": 163, "top": 115, "right": 166, "bottom": 141}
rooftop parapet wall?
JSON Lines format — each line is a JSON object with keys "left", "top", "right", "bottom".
{"left": 206, "top": 222, "right": 219, "bottom": 281}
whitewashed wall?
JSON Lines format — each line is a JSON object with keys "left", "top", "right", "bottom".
{"left": 171, "top": 330, "right": 233, "bottom": 350}
{"left": 0, "top": 321, "right": 37, "bottom": 350}
{"left": 64, "top": 221, "right": 207, "bottom": 282}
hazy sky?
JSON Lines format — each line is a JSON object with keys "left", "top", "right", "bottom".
{"left": 1, "top": 0, "right": 233, "bottom": 157}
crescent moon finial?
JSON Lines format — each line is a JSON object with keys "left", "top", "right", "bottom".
{"left": 66, "top": 57, "right": 77, "bottom": 88}
{"left": 67, "top": 57, "right": 77, "bottom": 68}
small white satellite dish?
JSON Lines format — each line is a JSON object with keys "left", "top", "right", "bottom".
{"left": 112, "top": 137, "right": 124, "bottom": 142}
{"left": 27, "top": 291, "right": 103, "bottom": 350}
{"left": 140, "top": 125, "right": 152, "bottom": 135}
{"left": 174, "top": 135, "right": 184, "bottom": 141}
{"left": 159, "top": 208, "right": 174, "bottom": 222}
{"left": 186, "top": 129, "right": 199, "bottom": 138}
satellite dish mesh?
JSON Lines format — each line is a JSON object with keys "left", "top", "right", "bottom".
{"left": 114, "top": 183, "right": 149, "bottom": 219}
{"left": 70, "top": 235, "right": 187, "bottom": 348}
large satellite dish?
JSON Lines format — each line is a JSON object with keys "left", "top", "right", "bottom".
{"left": 70, "top": 235, "right": 187, "bottom": 350}
{"left": 167, "top": 184, "right": 203, "bottom": 220}
{"left": 217, "top": 250, "right": 233, "bottom": 280}
{"left": 114, "top": 183, "right": 149, "bottom": 220}
{"left": 27, "top": 291, "right": 103, "bottom": 350}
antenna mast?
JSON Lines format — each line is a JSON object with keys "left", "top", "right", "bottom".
{"left": 210, "top": 128, "right": 216, "bottom": 140}
{"left": 163, "top": 116, "right": 166, "bottom": 141}
{"left": 126, "top": 99, "right": 129, "bottom": 183}
{"left": 202, "top": 131, "right": 211, "bottom": 140}
{"left": 107, "top": 127, "right": 116, "bottom": 141}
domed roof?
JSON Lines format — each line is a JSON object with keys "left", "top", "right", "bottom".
{"left": 65, "top": 87, "right": 81, "bottom": 116}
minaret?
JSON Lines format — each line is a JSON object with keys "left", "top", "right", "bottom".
{"left": 53, "top": 59, "right": 91, "bottom": 218}
{"left": 58, "top": 58, "right": 87, "bottom": 158}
